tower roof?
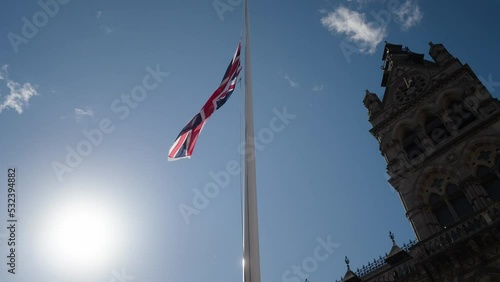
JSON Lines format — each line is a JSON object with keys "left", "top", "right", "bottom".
{"left": 384, "top": 232, "right": 411, "bottom": 265}
{"left": 342, "top": 256, "right": 363, "bottom": 282}
{"left": 381, "top": 43, "right": 403, "bottom": 60}
{"left": 381, "top": 42, "right": 426, "bottom": 87}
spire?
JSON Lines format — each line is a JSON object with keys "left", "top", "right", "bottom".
{"left": 341, "top": 256, "right": 362, "bottom": 282}
{"left": 363, "top": 89, "right": 381, "bottom": 117}
{"left": 389, "top": 231, "right": 396, "bottom": 245}
{"left": 384, "top": 231, "right": 411, "bottom": 265}
{"left": 428, "top": 42, "right": 454, "bottom": 66}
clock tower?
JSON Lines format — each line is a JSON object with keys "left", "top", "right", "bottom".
{"left": 337, "top": 41, "right": 500, "bottom": 282}
{"left": 337, "top": 42, "right": 500, "bottom": 282}
{"left": 363, "top": 42, "right": 500, "bottom": 241}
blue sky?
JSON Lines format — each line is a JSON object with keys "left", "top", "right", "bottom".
{"left": 1, "top": 0, "right": 500, "bottom": 282}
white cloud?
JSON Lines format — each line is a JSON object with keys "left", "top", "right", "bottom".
{"left": 0, "top": 65, "right": 39, "bottom": 114}
{"left": 74, "top": 107, "right": 94, "bottom": 121}
{"left": 96, "top": 11, "right": 113, "bottom": 34}
{"left": 284, "top": 74, "right": 299, "bottom": 88}
{"left": 312, "top": 84, "right": 324, "bottom": 92}
{"left": 321, "top": 6, "right": 387, "bottom": 54}
{"left": 393, "top": 0, "right": 423, "bottom": 30}
{"left": 100, "top": 25, "right": 113, "bottom": 34}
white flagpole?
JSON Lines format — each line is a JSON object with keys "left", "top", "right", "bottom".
{"left": 243, "top": 0, "right": 261, "bottom": 282}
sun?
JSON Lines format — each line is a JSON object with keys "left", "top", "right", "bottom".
{"left": 39, "top": 195, "right": 123, "bottom": 272}
{"left": 53, "top": 204, "right": 113, "bottom": 263}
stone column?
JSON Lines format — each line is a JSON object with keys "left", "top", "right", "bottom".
{"left": 414, "top": 126, "right": 436, "bottom": 155}
{"left": 462, "top": 178, "right": 491, "bottom": 210}
{"left": 406, "top": 205, "right": 438, "bottom": 241}
{"left": 440, "top": 110, "right": 459, "bottom": 137}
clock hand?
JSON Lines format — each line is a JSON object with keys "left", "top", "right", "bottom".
{"left": 403, "top": 77, "right": 413, "bottom": 89}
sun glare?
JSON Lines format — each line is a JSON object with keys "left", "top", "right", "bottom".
{"left": 39, "top": 195, "right": 123, "bottom": 272}
{"left": 54, "top": 206, "right": 111, "bottom": 263}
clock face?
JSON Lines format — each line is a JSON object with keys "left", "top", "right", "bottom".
{"left": 394, "top": 72, "right": 428, "bottom": 104}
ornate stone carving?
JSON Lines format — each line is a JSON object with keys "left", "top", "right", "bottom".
{"left": 364, "top": 89, "right": 382, "bottom": 116}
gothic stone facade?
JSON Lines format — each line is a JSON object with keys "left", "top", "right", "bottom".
{"left": 342, "top": 42, "right": 500, "bottom": 282}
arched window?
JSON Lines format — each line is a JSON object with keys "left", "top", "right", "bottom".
{"left": 424, "top": 115, "right": 450, "bottom": 145}
{"left": 429, "top": 183, "right": 474, "bottom": 228}
{"left": 447, "top": 184, "right": 474, "bottom": 218}
{"left": 447, "top": 101, "right": 475, "bottom": 130}
{"left": 429, "top": 193, "right": 454, "bottom": 227}
{"left": 477, "top": 165, "right": 500, "bottom": 200}
{"left": 402, "top": 130, "right": 423, "bottom": 160}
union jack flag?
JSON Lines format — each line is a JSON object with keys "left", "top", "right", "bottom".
{"left": 168, "top": 42, "right": 242, "bottom": 161}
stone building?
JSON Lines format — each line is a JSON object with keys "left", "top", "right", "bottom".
{"left": 338, "top": 42, "right": 500, "bottom": 281}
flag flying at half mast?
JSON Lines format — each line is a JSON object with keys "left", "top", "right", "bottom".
{"left": 168, "top": 42, "right": 242, "bottom": 161}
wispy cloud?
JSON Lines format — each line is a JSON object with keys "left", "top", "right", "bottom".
{"left": 312, "top": 84, "right": 324, "bottom": 92}
{"left": 321, "top": 6, "right": 387, "bottom": 54}
{"left": 393, "top": 0, "right": 423, "bottom": 30}
{"left": 0, "top": 65, "right": 6, "bottom": 80}
{"left": 284, "top": 74, "right": 299, "bottom": 88}
{"left": 74, "top": 107, "right": 94, "bottom": 122}
{"left": 100, "top": 25, "right": 113, "bottom": 34}
{"left": 96, "top": 10, "right": 113, "bottom": 34}
{"left": 0, "top": 65, "right": 39, "bottom": 114}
